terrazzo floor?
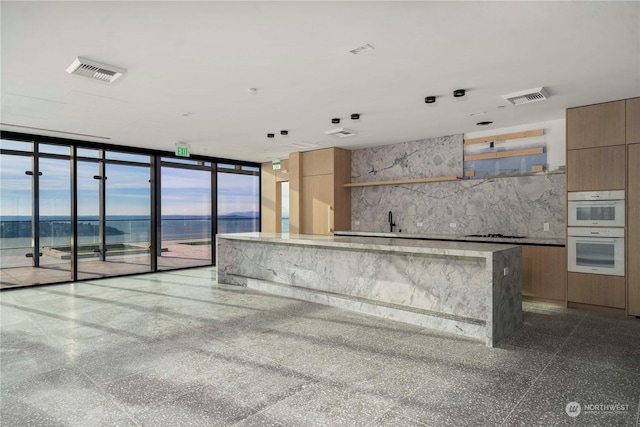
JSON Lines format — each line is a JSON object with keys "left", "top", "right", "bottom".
{"left": 1, "top": 266, "right": 639, "bottom": 426}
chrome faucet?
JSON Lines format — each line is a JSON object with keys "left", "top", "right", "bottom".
{"left": 388, "top": 211, "right": 396, "bottom": 232}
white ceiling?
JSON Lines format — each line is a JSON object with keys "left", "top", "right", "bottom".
{"left": 2, "top": 1, "right": 639, "bottom": 163}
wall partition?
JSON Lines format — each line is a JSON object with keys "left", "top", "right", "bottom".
{"left": 0, "top": 132, "right": 261, "bottom": 289}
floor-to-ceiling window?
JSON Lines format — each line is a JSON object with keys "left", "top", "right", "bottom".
{"left": 37, "top": 145, "right": 72, "bottom": 282}
{"left": 0, "top": 133, "right": 261, "bottom": 288}
{"left": 217, "top": 164, "right": 260, "bottom": 234}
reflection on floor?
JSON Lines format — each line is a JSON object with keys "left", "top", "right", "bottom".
{"left": 0, "top": 240, "right": 211, "bottom": 288}
{"left": 1, "top": 267, "right": 639, "bottom": 426}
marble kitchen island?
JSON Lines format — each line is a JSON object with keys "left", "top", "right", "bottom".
{"left": 216, "top": 233, "right": 522, "bottom": 346}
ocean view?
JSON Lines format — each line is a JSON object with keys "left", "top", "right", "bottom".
{"left": 0, "top": 215, "right": 266, "bottom": 250}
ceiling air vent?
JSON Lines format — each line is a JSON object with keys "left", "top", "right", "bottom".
{"left": 66, "top": 57, "right": 126, "bottom": 84}
{"left": 324, "top": 127, "right": 358, "bottom": 138}
{"left": 502, "top": 87, "right": 550, "bottom": 105}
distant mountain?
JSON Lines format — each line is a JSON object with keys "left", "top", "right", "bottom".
{"left": 220, "top": 211, "right": 259, "bottom": 219}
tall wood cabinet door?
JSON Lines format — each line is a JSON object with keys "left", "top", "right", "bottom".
{"left": 567, "top": 100, "right": 626, "bottom": 150}
{"left": 301, "top": 174, "right": 334, "bottom": 235}
{"left": 567, "top": 145, "right": 626, "bottom": 191}
{"left": 627, "top": 98, "right": 640, "bottom": 145}
{"left": 628, "top": 143, "right": 640, "bottom": 316}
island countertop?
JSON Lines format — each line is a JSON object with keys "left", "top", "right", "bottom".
{"left": 217, "top": 232, "right": 520, "bottom": 257}
{"left": 216, "top": 232, "right": 523, "bottom": 347}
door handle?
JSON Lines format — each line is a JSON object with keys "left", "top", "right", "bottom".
{"left": 327, "top": 205, "right": 331, "bottom": 233}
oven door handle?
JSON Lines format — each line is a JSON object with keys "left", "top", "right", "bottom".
{"left": 573, "top": 238, "right": 617, "bottom": 243}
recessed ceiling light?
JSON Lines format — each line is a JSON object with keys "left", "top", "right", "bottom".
{"left": 248, "top": 88, "right": 258, "bottom": 94}
{"left": 476, "top": 121, "right": 493, "bottom": 126}
{"left": 425, "top": 96, "right": 436, "bottom": 104}
{"left": 267, "top": 133, "right": 275, "bottom": 138}
{"left": 332, "top": 118, "right": 341, "bottom": 124}
{"left": 349, "top": 44, "right": 375, "bottom": 55}
{"left": 453, "top": 89, "right": 466, "bottom": 97}
{"left": 280, "top": 130, "right": 288, "bottom": 135}
{"left": 351, "top": 114, "right": 360, "bottom": 120}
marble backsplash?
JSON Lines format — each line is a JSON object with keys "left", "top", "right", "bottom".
{"left": 350, "top": 134, "right": 565, "bottom": 238}
{"left": 351, "top": 134, "right": 463, "bottom": 182}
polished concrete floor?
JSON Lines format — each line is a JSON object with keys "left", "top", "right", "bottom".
{"left": 1, "top": 267, "right": 639, "bottom": 426}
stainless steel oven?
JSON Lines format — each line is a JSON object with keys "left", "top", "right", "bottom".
{"left": 568, "top": 190, "right": 625, "bottom": 227}
{"left": 567, "top": 227, "right": 624, "bottom": 276}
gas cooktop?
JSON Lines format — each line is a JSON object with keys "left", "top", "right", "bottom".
{"left": 465, "top": 234, "right": 527, "bottom": 239}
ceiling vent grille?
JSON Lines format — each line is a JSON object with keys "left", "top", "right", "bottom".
{"left": 324, "top": 127, "right": 358, "bottom": 138}
{"left": 502, "top": 87, "right": 550, "bottom": 105}
{"left": 66, "top": 57, "right": 126, "bottom": 84}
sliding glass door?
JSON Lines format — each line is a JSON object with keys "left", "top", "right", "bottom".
{"left": 0, "top": 152, "right": 33, "bottom": 286}
{"left": 37, "top": 156, "right": 72, "bottom": 282}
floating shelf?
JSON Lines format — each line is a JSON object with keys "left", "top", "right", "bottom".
{"left": 344, "top": 176, "right": 460, "bottom": 188}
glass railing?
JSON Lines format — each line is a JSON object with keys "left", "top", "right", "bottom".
{"left": 0, "top": 216, "right": 260, "bottom": 268}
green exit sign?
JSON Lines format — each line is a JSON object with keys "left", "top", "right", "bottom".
{"left": 175, "top": 145, "right": 190, "bottom": 157}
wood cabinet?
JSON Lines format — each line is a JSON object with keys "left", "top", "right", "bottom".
{"left": 302, "top": 149, "right": 335, "bottom": 177}
{"left": 626, "top": 97, "right": 640, "bottom": 145}
{"left": 522, "top": 245, "right": 566, "bottom": 302}
{"left": 628, "top": 143, "right": 640, "bottom": 316}
{"left": 567, "top": 145, "right": 626, "bottom": 191}
{"left": 568, "top": 272, "right": 626, "bottom": 309}
{"left": 566, "top": 100, "right": 626, "bottom": 150}
{"left": 299, "top": 147, "right": 351, "bottom": 235}
{"left": 261, "top": 162, "right": 279, "bottom": 233}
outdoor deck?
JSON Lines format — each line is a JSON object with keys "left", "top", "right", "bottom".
{"left": 0, "top": 239, "right": 212, "bottom": 288}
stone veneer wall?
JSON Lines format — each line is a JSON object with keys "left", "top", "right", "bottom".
{"left": 351, "top": 134, "right": 566, "bottom": 238}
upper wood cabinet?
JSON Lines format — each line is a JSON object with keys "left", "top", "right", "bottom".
{"left": 567, "top": 100, "right": 626, "bottom": 150}
{"left": 299, "top": 147, "right": 351, "bottom": 235}
{"left": 302, "top": 149, "right": 335, "bottom": 176}
{"left": 566, "top": 145, "right": 626, "bottom": 191}
{"left": 628, "top": 143, "right": 640, "bottom": 316}
{"left": 627, "top": 97, "right": 640, "bottom": 145}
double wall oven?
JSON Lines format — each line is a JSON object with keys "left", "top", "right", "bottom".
{"left": 567, "top": 191, "right": 625, "bottom": 276}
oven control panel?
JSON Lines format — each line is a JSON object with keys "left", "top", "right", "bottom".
{"left": 567, "top": 227, "right": 624, "bottom": 237}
